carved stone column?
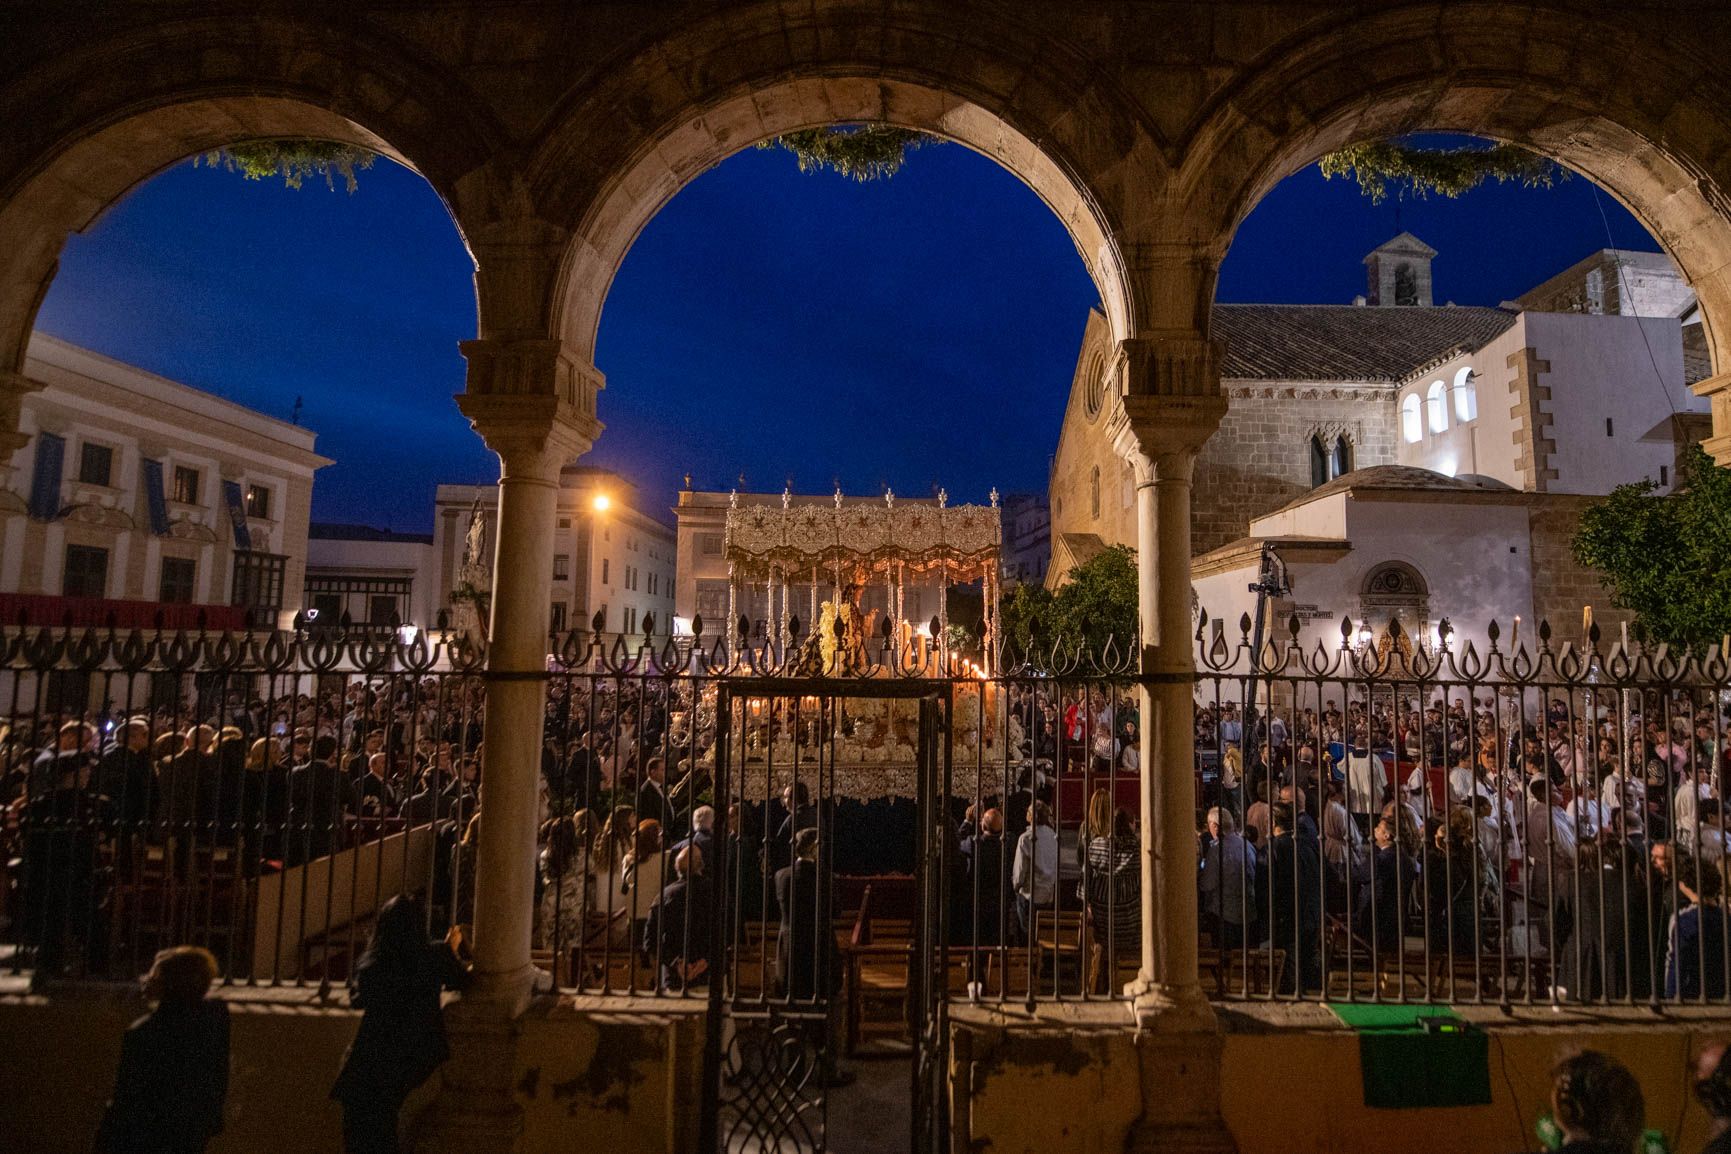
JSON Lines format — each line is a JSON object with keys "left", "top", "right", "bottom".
{"left": 1107, "top": 337, "right": 1232, "bottom": 1154}
{"left": 418, "top": 340, "right": 598, "bottom": 1154}
{"left": 1106, "top": 337, "right": 1226, "bottom": 1029}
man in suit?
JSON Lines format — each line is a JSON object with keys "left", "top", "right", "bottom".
{"left": 98, "top": 718, "right": 156, "bottom": 832}
{"left": 774, "top": 828, "right": 833, "bottom": 1001}
{"left": 561, "top": 729, "right": 604, "bottom": 812}
{"left": 774, "top": 829, "right": 849, "bottom": 1086}
{"left": 286, "top": 734, "right": 350, "bottom": 864}
{"left": 643, "top": 845, "right": 712, "bottom": 993}
{"left": 353, "top": 752, "right": 399, "bottom": 816}
{"left": 636, "top": 756, "right": 683, "bottom": 837}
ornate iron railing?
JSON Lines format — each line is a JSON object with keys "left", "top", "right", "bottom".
{"left": 7, "top": 607, "right": 1718, "bottom": 1012}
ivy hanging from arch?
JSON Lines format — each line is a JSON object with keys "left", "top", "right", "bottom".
{"left": 194, "top": 139, "right": 377, "bottom": 192}
{"left": 756, "top": 125, "right": 931, "bottom": 181}
{"left": 1318, "top": 141, "right": 1568, "bottom": 204}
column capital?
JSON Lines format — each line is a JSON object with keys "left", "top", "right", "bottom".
{"left": 1107, "top": 393, "right": 1227, "bottom": 472}
{"left": 1692, "top": 370, "right": 1731, "bottom": 466}
{"left": 1117, "top": 334, "right": 1223, "bottom": 400}
{"left": 457, "top": 338, "right": 602, "bottom": 471}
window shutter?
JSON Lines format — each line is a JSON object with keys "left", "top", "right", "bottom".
{"left": 27, "top": 432, "right": 65, "bottom": 521}
{"left": 222, "top": 479, "right": 249, "bottom": 548}
{"left": 141, "top": 458, "right": 171, "bottom": 535}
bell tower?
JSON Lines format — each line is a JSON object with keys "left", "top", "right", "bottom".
{"left": 1364, "top": 232, "right": 1437, "bottom": 306}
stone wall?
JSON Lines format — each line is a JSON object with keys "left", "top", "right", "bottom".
{"left": 1191, "top": 387, "right": 1398, "bottom": 556}
{"left": 1528, "top": 493, "right": 1633, "bottom": 638}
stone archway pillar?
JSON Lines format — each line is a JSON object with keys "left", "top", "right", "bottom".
{"left": 1108, "top": 336, "right": 1234, "bottom": 1154}
{"left": 1108, "top": 351, "right": 1225, "bottom": 1026}
{"left": 419, "top": 338, "right": 599, "bottom": 1154}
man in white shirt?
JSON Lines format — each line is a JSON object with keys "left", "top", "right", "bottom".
{"left": 1012, "top": 800, "right": 1059, "bottom": 940}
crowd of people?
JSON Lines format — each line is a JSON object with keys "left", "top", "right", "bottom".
{"left": 1195, "top": 688, "right": 1731, "bottom": 1000}
{"left": 6, "top": 658, "right": 1731, "bottom": 1009}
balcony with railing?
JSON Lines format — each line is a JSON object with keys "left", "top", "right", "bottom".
{"left": 0, "top": 592, "right": 251, "bottom": 632}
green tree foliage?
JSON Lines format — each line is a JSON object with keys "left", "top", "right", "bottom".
{"left": 1572, "top": 444, "right": 1731, "bottom": 650}
{"left": 1319, "top": 141, "right": 1566, "bottom": 204}
{"left": 195, "top": 140, "right": 377, "bottom": 192}
{"left": 1001, "top": 545, "right": 1138, "bottom": 665}
{"left": 756, "top": 125, "right": 929, "bottom": 181}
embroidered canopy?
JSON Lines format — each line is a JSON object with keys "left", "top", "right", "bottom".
{"left": 723, "top": 499, "right": 1001, "bottom": 582}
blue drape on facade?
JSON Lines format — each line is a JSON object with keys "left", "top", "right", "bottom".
{"left": 27, "top": 432, "right": 64, "bottom": 521}
{"left": 221, "top": 480, "right": 249, "bottom": 548}
{"left": 141, "top": 458, "right": 170, "bottom": 535}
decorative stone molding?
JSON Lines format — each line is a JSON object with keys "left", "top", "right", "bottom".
{"left": 1117, "top": 336, "right": 1223, "bottom": 399}
{"left": 1693, "top": 370, "right": 1731, "bottom": 466}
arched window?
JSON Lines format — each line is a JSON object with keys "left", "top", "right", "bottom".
{"left": 1452, "top": 366, "right": 1478, "bottom": 422}
{"left": 1310, "top": 435, "right": 1329, "bottom": 488}
{"left": 1401, "top": 394, "right": 1423, "bottom": 443}
{"left": 1426, "top": 380, "right": 1449, "bottom": 434}
{"left": 1089, "top": 465, "right": 1100, "bottom": 520}
{"left": 1332, "top": 435, "right": 1353, "bottom": 477}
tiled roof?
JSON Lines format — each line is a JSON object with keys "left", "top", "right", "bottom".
{"left": 1212, "top": 304, "right": 1517, "bottom": 383}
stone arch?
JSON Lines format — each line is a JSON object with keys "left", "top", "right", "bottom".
{"left": 1180, "top": 5, "right": 1731, "bottom": 449}
{"left": 530, "top": 6, "right": 1170, "bottom": 364}
{"left": 0, "top": 16, "right": 501, "bottom": 452}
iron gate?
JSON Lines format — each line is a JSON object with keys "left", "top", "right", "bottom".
{"left": 698, "top": 677, "right": 950, "bottom": 1153}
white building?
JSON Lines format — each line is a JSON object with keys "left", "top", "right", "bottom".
{"left": 431, "top": 465, "right": 675, "bottom": 640}
{"left": 2, "top": 333, "right": 327, "bottom": 632}
{"left": 303, "top": 523, "right": 437, "bottom": 631}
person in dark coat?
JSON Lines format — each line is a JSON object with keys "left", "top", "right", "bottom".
{"left": 331, "top": 894, "right": 470, "bottom": 1154}
{"left": 1666, "top": 859, "right": 1729, "bottom": 1001}
{"left": 1266, "top": 804, "right": 1323, "bottom": 994}
{"left": 96, "top": 946, "right": 229, "bottom": 1154}
{"left": 561, "top": 731, "right": 605, "bottom": 812}
{"left": 97, "top": 718, "right": 156, "bottom": 833}
{"left": 960, "top": 807, "right": 1013, "bottom": 947}
{"left": 21, "top": 751, "right": 109, "bottom": 976}
{"left": 635, "top": 756, "right": 682, "bottom": 838}
{"left": 287, "top": 734, "right": 351, "bottom": 864}
{"left": 642, "top": 844, "right": 713, "bottom": 992}
{"left": 774, "top": 828, "right": 835, "bottom": 1001}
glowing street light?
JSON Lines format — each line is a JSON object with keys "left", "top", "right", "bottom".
{"left": 592, "top": 493, "right": 611, "bottom": 513}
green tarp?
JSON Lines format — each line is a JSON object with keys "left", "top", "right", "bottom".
{"left": 1328, "top": 1003, "right": 1493, "bottom": 1110}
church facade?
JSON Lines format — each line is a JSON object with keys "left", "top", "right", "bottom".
{"left": 1048, "top": 235, "right": 1711, "bottom": 645}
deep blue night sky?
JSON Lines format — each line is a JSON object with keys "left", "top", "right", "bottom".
{"left": 33, "top": 140, "right": 1660, "bottom": 532}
